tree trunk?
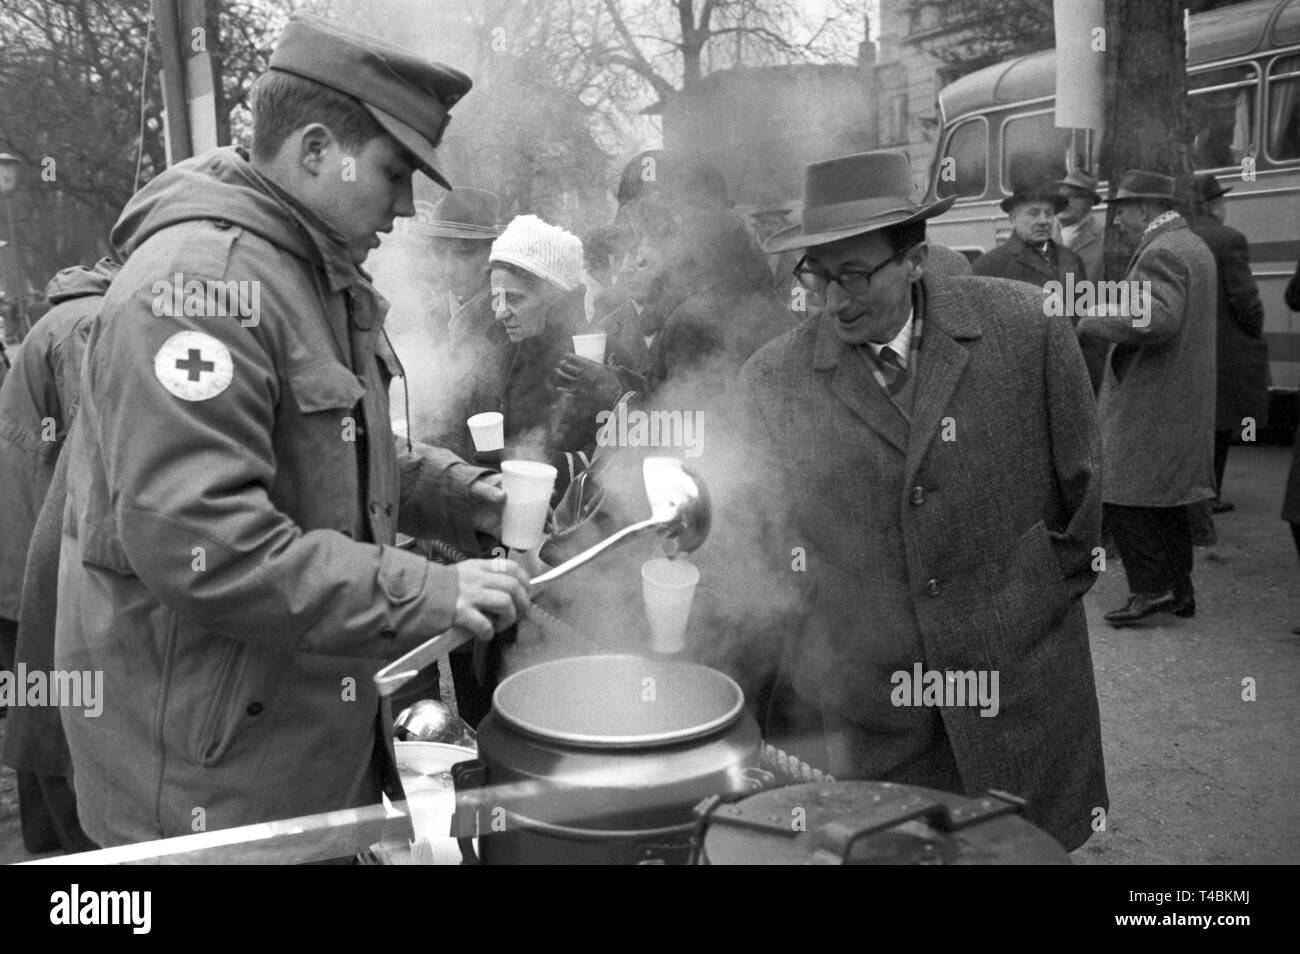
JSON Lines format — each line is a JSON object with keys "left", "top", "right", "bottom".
{"left": 1101, "top": 0, "right": 1195, "bottom": 281}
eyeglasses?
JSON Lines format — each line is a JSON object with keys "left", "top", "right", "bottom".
{"left": 793, "top": 244, "right": 916, "bottom": 297}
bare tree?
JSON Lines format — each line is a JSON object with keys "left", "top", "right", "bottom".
{"left": 567, "top": 0, "right": 861, "bottom": 114}
{"left": 0, "top": 0, "right": 283, "bottom": 288}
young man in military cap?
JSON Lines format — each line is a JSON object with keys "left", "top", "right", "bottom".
{"left": 55, "top": 13, "right": 530, "bottom": 853}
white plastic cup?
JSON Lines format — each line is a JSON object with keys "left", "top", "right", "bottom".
{"left": 500, "top": 460, "right": 557, "bottom": 550}
{"left": 406, "top": 788, "right": 457, "bottom": 865}
{"left": 641, "top": 557, "right": 700, "bottom": 654}
{"left": 572, "top": 333, "right": 608, "bottom": 363}
{"left": 467, "top": 411, "right": 505, "bottom": 452}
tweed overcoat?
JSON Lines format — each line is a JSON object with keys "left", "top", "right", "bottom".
{"left": 1085, "top": 215, "right": 1218, "bottom": 507}
{"left": 735, "top": 271, "right": 1107, "bottom": 851}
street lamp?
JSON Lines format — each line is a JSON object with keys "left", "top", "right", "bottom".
{"left": 0, "top": 153, "right": 27, "bottom": 343}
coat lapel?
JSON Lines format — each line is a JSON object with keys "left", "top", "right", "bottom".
{"left": 814, "top": 312, "right": 909, "bottom": 455}
{"left": 904, "top": 275, "right": 979, "bottom": 482}
{"left": 1011, "top": 236, "right": 1056, "bottom": 283}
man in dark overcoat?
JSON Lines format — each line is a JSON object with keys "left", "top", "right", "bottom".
{"left": 1188, "top": 172, "right": 1268, "bottom": 514}
{"left": 733, "top": 151, "right": 1108, "bottom": 851}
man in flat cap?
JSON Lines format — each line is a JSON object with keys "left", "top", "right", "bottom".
{"left": 54, "top": 13, "right": 530, "bottom": 854}
{"left": 727, "top": 151, "right": 1106, "bottom": 851}
{"left": 1077, "top": 170, "right": 1216, "bottom": 627}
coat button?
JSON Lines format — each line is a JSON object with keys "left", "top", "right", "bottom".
{"left": 925, "top": 579, "right": 941, "bottom": 597}
{"left": 380, "top": 629, "right": 396, "bottom": 640}
{"left": 910, "top": 486, "right": 926, "bottom": 506}
{"left": 246, "top": 702, "right": 263, "bottom": 716}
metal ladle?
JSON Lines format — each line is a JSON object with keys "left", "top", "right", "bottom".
{"left": 374, "top": 457, "right": 711, "bottom": 697}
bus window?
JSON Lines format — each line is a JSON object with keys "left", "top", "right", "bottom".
{"left": 1189, "top": 65, "right": 1258, "bottom": 170}
{"left": 1266, "top": 54, "right": 1300, "bottom": 162}
{"left": 1000, "top": 111, "right": 1084, "bottom": 192}
{"left": 935, "top": 118, "right": 987, "bottom": 199}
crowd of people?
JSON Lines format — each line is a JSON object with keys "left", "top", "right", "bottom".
{"left": 0, "top": 12, "right": 1298, "bottom": 861}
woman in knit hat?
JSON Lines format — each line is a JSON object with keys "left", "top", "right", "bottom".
{"left": 467, "top": 214, "right": 592, "bottom": 502}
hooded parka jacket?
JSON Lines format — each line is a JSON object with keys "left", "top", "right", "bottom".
{"left": 56, "top": 149, "right": 487, "bottom": 852}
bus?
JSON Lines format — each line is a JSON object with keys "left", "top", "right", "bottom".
{"left": 924, "top": 0, "right": 1300, "bottom": 424}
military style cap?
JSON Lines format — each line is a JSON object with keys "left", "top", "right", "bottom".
{"left": 269, "top": 13, "right": 472, "bottom": 190}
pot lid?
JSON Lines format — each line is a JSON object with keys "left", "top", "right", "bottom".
{"left": 696, "top": 782, "right": 1070, "bottom": 865}
{"left": 492, "top": 654, "right": 745, "bottom": 749}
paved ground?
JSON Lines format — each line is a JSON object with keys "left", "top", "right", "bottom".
{"left": 3, "top": 442, "right": 1297, "bottom": 865}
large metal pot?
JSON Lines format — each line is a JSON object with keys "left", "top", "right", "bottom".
{"left": 452, "top": 654, "right": 761, "bottom": 864}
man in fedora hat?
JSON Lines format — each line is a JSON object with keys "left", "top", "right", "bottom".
{"left": 1187, "top": 172, "right": 1267, "bottom": 517}
{"left": 1077, "top": 169, "right": 1217, "bottom": 627}
{"left": 972, "top": 180, "right": 1087, "bottom": 293}
{"left": 1054, "top": 169, "right": 1109, "bottom": 391}
{"left": 53, "top": 12, "right": 531, "bottom": 851}
{"left": 1056, "top": 169, "right": 1105, "bottom": 284}
{"left": 414, "top": 187, "right": 502, "bottom": 351}
{"left": 728, "top": 150, "right": 1107, "bottom": 851}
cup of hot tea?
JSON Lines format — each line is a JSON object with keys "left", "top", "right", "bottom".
{"left": 500, "top": 460, "right": 558, "bottom": 550}
{"left": 572, "top": 333, "right": 607, "bottom": 363}
{"left": 641, "top": 557, "right": 700, "bottom": 654}
{"left": 467, "top": 412, "right": 505, "bottom": 453}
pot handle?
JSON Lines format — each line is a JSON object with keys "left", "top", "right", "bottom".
{"left": 811, "top": 789, "right": 1027, "bottom": 864}
{"left": 451, "top": 759, "right": 487, "bottom": 865}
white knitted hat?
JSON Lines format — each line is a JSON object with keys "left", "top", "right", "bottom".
{"left": 489, "top": 214, "right": 585, "bottom": 291}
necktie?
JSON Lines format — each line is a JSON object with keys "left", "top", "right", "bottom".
{"left": 878, "top": 346, "right": 908, "bottom": 396}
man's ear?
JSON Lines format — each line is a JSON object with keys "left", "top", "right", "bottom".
{"left": 296, "top": 123, "right": 334, "bottom": 176}
{"left": 907, "top": 241, "right": 928, "bottom": 281}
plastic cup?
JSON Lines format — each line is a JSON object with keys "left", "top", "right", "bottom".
{"left": 467, "top": 411, "right": 505, "bottom": 452}
{"left": 572, "top": 333, "right": 608, "bottom": 363}
{"left": 641, "top": 557, "right": 700, "bottom": 654}
{"left": 500, "top": 460, "right": 557, "bottom": 550}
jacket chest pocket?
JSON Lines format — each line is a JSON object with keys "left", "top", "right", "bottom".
{"left": 277, "top": 359, "right": 368, "bottom": 532}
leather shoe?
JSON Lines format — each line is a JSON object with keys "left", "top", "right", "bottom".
{"left": 1211, "top": 500, "right": 1235, "bottom": 514}
{"left": 1164, "top": 594, "right": 1196, "bottom": 618}
{"left": 1105, "top": 591, "right": 1176, "bottom": 626}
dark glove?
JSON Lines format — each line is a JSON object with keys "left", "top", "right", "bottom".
{"left": 555, "top": 354, "right": 625, "bottom": 411}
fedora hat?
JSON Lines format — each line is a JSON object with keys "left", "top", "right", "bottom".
{"left": 1055, "top": 169, "right": 1101, "bottom": 205}
{"left": 1111, "top": 169, "right": 1177, "bottom": 203}
{"left": 409, "top": 188, "right": 501, "bottom": 240}
{"left": 1000, "top": 180, "right": 1068, "bottom": 215}
{"left": 1195, "top": 172, "right": 1233, "bottom": 202}
{"left": 765, "top": 151, "right": 954, "bottom": 254}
